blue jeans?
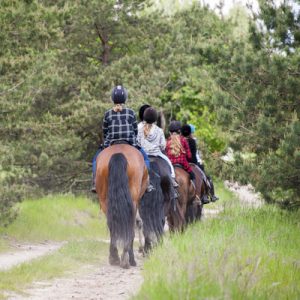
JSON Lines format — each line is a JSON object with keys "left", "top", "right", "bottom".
{"left": 92, "top": 147, "right": 150, "bottom": 182}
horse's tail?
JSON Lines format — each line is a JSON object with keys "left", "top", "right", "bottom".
{"left": 139, "top": 161, "right": 164, "bottom": 242}
{"left": 107, "top": 153, "right": 134, "bottom": 248}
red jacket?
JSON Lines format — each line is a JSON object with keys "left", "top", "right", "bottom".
{"left": 166, "top": 135, "right": 192, "bottom": 173}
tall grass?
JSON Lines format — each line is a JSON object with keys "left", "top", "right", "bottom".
{"left": 134, "top": 182, "right": 300, "bottom": 299}
{"left": 0, "top": 194, "right": 108, "bottom": 243}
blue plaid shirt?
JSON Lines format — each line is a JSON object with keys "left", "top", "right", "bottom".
{"left": 103, "top": 107, "right": 138, "bottom": 148}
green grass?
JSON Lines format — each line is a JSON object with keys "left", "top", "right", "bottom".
{"left": 134, "top": 182, "right": 300, "bottom": 300}
{"left": 0, "top": 240, "right": 107, "bottom": 298}
{"left": 0, "top": 194, "right": 108, "bottom": 244}
{"left": 0, "top": 194, "right": 109, "bottom": 299}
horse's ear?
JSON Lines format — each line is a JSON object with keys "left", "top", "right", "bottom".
{"left": 157, "top": 110, "right": 166, "bottom": 131}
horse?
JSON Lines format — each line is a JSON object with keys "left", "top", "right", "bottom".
{"left": 168, "top": 165, "right": 196, "bottom": 231}
{"left": 95, "top": 143, "right": 148, "bottom": 268}
{"left": 185, "top": 163, "right": 205, "bottom": 223}
{"left": 138, "top": 160, "right": 165, "bottom": 254}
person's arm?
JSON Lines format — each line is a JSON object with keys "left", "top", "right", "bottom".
{"left": 159, "top": 128, "right": 166, "bottom": 151}
{"left": 137, "top": 124, "right": 143, "bottom": 146}
{"left": 102, "top": 112, "right": 108, "bottom": 140}
{"left": 132, "top": 110, "right": 138, "bottom": 137}
{"left": 189, "top": 138, "right": 197, "bottom": 157}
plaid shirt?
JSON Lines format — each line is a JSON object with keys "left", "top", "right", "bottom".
{"left": 103, "top": 107, "right": 138, "bottom": 148}
{"left": 166, "top": 135, "right": 192, "bottom": 173}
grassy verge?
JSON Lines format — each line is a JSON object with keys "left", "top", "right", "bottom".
{"left": 0, "top": 194, "right": 108, "bottom": 245}
{"left": 0, "top": 194, "right": 109, "bottom": 299}
{"left": 134, "top": 182, "right": 300, "bottom": 300}
{"left": 0, "top": 240, "right": 107, "bottom": 298}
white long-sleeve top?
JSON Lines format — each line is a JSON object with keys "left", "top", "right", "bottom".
{"left": 137, "top": 122, "right": 166, "bottom": 156}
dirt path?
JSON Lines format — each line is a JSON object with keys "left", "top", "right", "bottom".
{"left": 8, "top": 251, "right": 144, "bottom": 300}
{"left": 0, "top": 241, "right": 65, "bottom": 271}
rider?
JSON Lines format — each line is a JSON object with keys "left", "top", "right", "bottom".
{"left": 181, "top": 124, "right": 219, "bottom": 202}
{"left": 137, "top": 107, "right": 178, "bottom": 189}
{"left": 91, "top": 85, "right": 152, "bottom": 193}
{"left": 166, "top": 120, "right": 196, "bottom": 184}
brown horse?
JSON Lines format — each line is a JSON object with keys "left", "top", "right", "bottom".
{"left": 185, "top": 163, "right": 205, "bottom": 223}
{"left": 167, "top": 166, "right": 196, "bottom": 231}
{"left": 95, "top": 144, "right": 148, "bottom": 268}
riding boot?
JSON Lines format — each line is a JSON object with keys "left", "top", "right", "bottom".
{"left": 208, "top": 176, "right": 219, "bottom": 202}
{"left": 91, "top": 180, "right": 96, "bottom": 193}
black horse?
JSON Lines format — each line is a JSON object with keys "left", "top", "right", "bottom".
{"left": 139, "top": 161, "right": 165, "bottom": 253}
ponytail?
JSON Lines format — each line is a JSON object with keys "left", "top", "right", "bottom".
{"left": 143, "top": 123, "right": 152, "bottom": 138}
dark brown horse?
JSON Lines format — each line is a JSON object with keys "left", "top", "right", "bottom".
{"left": 95, "top": 144, "right": 148, "bottom": 268}
{"left": 167, "top": 166, "right": 196, "bottom": 231}
{"left": 185, "top": 163, "right": 204, "bottom": 223}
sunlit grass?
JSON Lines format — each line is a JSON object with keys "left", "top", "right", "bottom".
{"left": 134, "top": 182, "right": 300, "bottom": 300}
{"left": 0, "top": 194, "right": 109, "bottom": 299}
{"left": 0, "top": 194, "right": 108, "bottom": 244}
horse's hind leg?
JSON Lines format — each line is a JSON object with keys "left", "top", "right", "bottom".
{"left": 120, "top": 247, "right": 130, "bottom": 269}
{"left": 136, "top": 211, "right": 145, "bottom": 254}
{"left": 109, "top": 238, "right": 120, "bottom": 266}
{"left": 128, "top": 238, "right": 137, "bottom": 266}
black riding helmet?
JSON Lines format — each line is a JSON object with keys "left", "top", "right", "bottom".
{"left": 111, "top": 85, "right": 128, "bottom": 104}
{"left": 138, "top": 104, "right": 151, "bottom": 121}
{"left": 169, "top": 120, "right": 182, "bottom": 133}
{"left": 181, "top": 124, "right": 192, "bottom": 137}
{"left": 143, "top": 107, "right": 158, "bottom": 124}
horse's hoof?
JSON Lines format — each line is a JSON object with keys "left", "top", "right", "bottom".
{"left": 109, "top": 256, "right": 120, "bottom": 266}
{"left": 130, "top": 259, "right": 137, "bottom": 267}
{"left": 120, "top": 253, "right": 130, "bottom": 269}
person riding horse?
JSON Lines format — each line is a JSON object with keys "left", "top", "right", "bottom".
{"left": 137, "top": 107, "right": 178, "bottom": 189}
{"left": 91, "top": 85, "right": 153, "bottom": 192}
{"left": 181, "top": 124, "right": 219, "bottom": 202}
{"left": 166, "top": 121, "right": 196, "bottom": 185}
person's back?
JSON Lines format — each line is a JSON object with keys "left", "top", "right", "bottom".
{"left": 181, "top": 124, "right": 198, "bottom": 164}
{"left": 166, "top": 121, "right": 192, "bottom": 174}
{"left": 103, "top": 106, "right": 137, "bottom": 148}
{"left": 138, "top": 122, "right": 165, "bottom": 156}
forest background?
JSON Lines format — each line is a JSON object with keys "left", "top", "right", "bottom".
{"left": 0, "top": 0, "right": 299, "bottom": 224}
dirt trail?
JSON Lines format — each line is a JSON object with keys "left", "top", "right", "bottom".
{"left": 1, "top": 182, "right": 263, "bottom": 299}
{"left": 0, "top": 242, "right": 65, "bottom": 271}
{"left": 7, "top": 251, "right": 143, "bottom": 300}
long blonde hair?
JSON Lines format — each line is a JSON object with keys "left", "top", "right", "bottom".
{"left": 143, "top": 123, "right": 153, "bottom": 138}
{"left": 169, "top": 133, "right": 185, "bottom": 157}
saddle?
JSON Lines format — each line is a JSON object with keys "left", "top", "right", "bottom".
{"left": 173, "top": 163, "right": 184, "bottom": 169}
{"left": 111, "top": 140, "right": 131, "bottom": 145}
